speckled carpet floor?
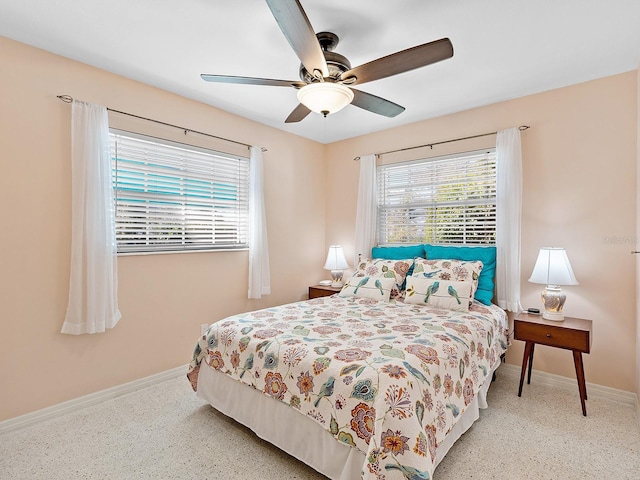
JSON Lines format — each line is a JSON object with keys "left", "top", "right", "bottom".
{"left": 1, "top": 369, "right": 639, "bottom": 479}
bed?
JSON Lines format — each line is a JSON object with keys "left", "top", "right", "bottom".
{"left": 188, "top": 246, "right": 509, "bottom": 479}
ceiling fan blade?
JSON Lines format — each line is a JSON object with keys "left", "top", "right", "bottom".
{"left": 284, "top": 103, "right": 311, "bottom": 123}
{"left": 350, "top": 89, "right": 405, "bottom": 117}
{"left": 340, "top": 37, "right": 453, "bottom": 86}
{"left": 201, "top": 74, "right": 305, "bottom": 88}
{"left": 265, "top": 0, "right": 329, "bottom": 78}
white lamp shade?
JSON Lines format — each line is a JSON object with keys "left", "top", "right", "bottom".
{"left": 528, "top": 247, "right": 579, "bottom": 286}
{"left": 324, "top": 245, "right": 349, "bottom": 270}
{"left": 297, "top": 83, "right": 354, "bottom": 115}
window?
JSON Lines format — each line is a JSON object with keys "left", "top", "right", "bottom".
{"left": 377, "top": 149, "right": 496, "bottom": 245}
{"left": 110, "top": 130, "right": 249, "bottom": 253}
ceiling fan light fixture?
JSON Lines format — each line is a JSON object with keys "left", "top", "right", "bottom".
{"left": 297, "top": 82, "right": 354, "bottom": 116}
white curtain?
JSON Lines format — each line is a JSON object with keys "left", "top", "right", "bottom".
{"left": 248, "top": 146, "right": 271, "bottom": 299}
{"left": 61, "top": 101, "right": 121, "bottom": 334}
{"left": 354, "top": 154, "right": 377, "bottom": 264}
{"left": 496, "top": 128, "right": 523, "bottom": 313}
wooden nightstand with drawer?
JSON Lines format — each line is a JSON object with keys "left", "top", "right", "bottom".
{"left": 309, "top": 285, "right": 342, "bottom": 299}
{"left": 514, "top": 312, "right": 592, "bottom": 416}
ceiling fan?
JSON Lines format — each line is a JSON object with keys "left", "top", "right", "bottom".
{"left": 201, "top": 0, "right": 454, "bottom": 123}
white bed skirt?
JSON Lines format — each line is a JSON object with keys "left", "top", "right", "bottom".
{"left": 196, "top": 360, "right": 500, "bottom": 479}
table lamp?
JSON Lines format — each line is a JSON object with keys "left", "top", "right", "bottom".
{"left": 528, "top": 247, "right": 578, "bottom": 321}
{"left": 324, "top": 245, "right": 349, "bottom": 287}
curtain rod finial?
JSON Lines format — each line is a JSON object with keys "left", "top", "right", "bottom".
{"left": 57, "top": 95, "right": 73, "bottom": 103}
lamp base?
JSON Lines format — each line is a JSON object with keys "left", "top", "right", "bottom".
{"left": 330, "top": 270, "right": 344, "bottom": 288}
{"left": 542, "top": 311, "right": 565, "bottom": 321}
{"left": 541, "top": 285, "right": 566, "bottom": 322}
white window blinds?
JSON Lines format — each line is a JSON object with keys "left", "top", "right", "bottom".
{"left": 377, "top": 149, "right": 496, "bottom": 245}
{"left": 110, "top": 130, "right": 249, "bottom": 253}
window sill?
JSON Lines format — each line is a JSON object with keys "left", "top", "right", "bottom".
{"left": 117, "top": 248, "right": 249, "bottom": 257}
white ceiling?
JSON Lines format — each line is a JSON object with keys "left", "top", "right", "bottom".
{"left": 1, "top": 0, "right": 639, "bottom": 144}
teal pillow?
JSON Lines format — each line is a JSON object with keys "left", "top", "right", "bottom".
{"left": 423, "top": 245, "right": 496, "bottom": 305}
{"left": 371, "top": 245, "right": 425, "bottom": 260}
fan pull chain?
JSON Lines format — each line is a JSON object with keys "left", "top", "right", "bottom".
{"left": 323, "top": 114, "right": 327, "bottom": 143}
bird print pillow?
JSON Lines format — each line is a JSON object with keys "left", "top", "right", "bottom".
{"left": 353, "top": 257, "right": 413, "bottom": 299}
{"left": 338, "top": 274, "right": 396, "bottom": 302}
{"left": 404, "top": 276, "right": 473, "bottom": 312}
{"left": 411, "top": 258, "right": 482, "bottom": 302}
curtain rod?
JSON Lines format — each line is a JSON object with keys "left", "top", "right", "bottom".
{"left": 57, "top": 95, "right": 266, "bottom": 152}
{"left": 353, "top": 125, "right": 529, "bottom": 161}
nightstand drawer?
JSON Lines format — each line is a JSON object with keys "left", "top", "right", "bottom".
{"left": 514, "top": 320, "right": 589, "bottom": 352}
{"left": 309, "top": 285, "right": 342, "bottom": 299}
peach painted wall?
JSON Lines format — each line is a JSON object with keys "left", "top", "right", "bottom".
{"left": 0, "top": 36, "right": 327, "bottom": 421}
{"left": 326, "top": 72, "right": 638, "bottom": 393}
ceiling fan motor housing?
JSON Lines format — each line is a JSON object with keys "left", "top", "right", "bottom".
{"left": 299, "top": 32, "right": 352, "bottom": 83}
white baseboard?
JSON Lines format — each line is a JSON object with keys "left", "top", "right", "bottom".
{"left": 500, "top": 363, "right": 640, "bottom": 430}
{"left": 499, "top": 363, "right": 639, "bottom": 407}
{"left": 2, "top": 363, "right": 638, "bottom": 434}
{"left": 0, "top": 364, "right": 187, "bottom": 434}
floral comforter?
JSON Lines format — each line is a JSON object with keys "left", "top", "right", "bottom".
{"left": 188, "top": 295, "right": 508, "bottom": 480}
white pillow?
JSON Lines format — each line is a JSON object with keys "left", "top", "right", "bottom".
{"left": 339, "top": 275, "right": 396, "bottom": 302}
{"left": 404, "top": 277, "right": 472, "bottom": 312}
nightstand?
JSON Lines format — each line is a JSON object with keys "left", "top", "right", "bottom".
{"left": 514, "top": 312, "right": 592, "bottom": 416}
{"left": 309, "top": 285, "right": 342, "bottom": 299}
